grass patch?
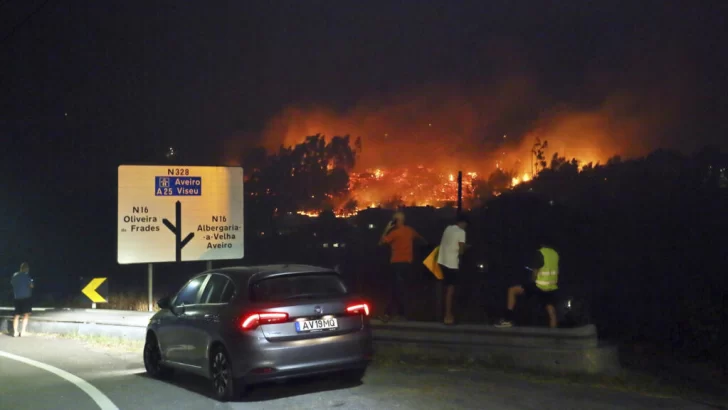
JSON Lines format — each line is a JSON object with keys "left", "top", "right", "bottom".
{"left": 33, "top": 332, "right": 144, "bottom": 353}
{"left": 65, "top": 292, "right": 163, "bottom": 312}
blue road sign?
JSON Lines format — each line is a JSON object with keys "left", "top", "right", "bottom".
{"left": 155, "top": 176, "right": 202, "bottom": 196}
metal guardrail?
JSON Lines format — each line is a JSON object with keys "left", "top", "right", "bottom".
{"left": 1, "top": 307, "right": 599, "bottom": 348}
{"left": 0, "top": 307, "right": 619, "bottom": 375}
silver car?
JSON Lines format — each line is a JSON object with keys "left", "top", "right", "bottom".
{"left": 143, "top": 264, "right": 373, "bottom": 401}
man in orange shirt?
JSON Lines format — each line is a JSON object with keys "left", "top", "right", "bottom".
{"left": 379, "top": 211, "right": 425, "bottom": 321}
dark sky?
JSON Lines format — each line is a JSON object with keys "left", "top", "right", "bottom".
{"left": 2, "top": 0, "right": 727, "bottom": 164}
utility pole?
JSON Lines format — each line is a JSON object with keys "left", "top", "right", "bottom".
{"left": 457, "top": 171, "right": 463, "bottom": 214}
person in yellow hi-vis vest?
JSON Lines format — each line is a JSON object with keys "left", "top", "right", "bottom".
{"left": 495, "top": 243, "right": 560, "bottom": 328}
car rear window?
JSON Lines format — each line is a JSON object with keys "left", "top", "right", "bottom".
{"left": 249, "top": 273, "right": 347, "bottom": 302}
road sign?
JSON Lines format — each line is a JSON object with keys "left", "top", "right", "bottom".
{"left": 82, "top": 278, "right": 108, "bottom": 303}
{"left": 117, "top": 165, "right": 244, "bottom": 264}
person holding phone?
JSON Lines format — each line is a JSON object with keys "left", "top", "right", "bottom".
{"left": 379, "top": 211, "right": 425, "bottom": 322}
{"left": 10, "top": 262, "right": 34, "bottom": 337}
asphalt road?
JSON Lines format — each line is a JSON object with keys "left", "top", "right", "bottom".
{"left": 0, "top": 334, "right": 719, "bottom": 410}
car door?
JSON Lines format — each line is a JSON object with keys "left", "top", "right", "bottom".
{"left": 188, "top": 273, "right": 236, "bottom": 368}
{"left": 161, "top": 274, "right": 209, "bottom": 367}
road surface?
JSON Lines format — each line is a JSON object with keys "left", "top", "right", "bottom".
{"left": 0, "top": 333, "right": 719, "bottom": 410}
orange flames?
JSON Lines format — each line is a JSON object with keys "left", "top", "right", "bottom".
{"left": 511, "top": 173, "right": 531, "bottom": 187}
{"left": 347, "top": 166, "right": 478, "bottom": 208}
{"left": 230, "top": 78, "right": 686, "bottom": 217}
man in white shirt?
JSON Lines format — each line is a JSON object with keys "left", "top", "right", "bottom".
{"left": 437, "top": 214, "right": 469, "bottom": 325}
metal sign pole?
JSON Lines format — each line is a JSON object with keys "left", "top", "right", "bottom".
{"left": 206, "top": 260, "right": 212, "bottom": 271}
{"left": 457, "top": 171, "right": 463, "bottom": 214}
{"left": 148, "top": 263, "right": 153, "bottom": 312}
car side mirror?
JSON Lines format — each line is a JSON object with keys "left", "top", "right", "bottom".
{"left": 174, "top": 304, "right": 186, "bottom": 316}
{"left": 157, "top": 296, "right": 171, "bottom": 310}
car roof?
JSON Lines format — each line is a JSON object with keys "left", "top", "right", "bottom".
{"left": 210, "top": 264, "right": 337, "bottom": 284}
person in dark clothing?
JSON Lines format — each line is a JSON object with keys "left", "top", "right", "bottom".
{"left": 10, "top": 262, "right": 34, "bottom": 337}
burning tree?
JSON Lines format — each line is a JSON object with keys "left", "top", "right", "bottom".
{"left": 245, "top": 134, "right": 361, "bottom": 214}
{"left": 531, "top": 138, "right": 549, "bottom": 175}
{"left": 243, "top": 134, "right": 612, "bottom": 218}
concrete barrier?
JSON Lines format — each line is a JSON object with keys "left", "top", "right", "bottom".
{"left": 371, "top": 320, "right": 600, "bottom": 349}
{"left": 0, "top": 308, "right": 620, "bottom": 376}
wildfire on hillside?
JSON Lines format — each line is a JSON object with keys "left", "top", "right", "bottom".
{"left": 295, "top": 165, "right": 518, "bottom": 218}
{"left": 349, "top": 166, "right": 477, "bottom": 205}
{"left": 238, "top": 80, "right": 679, "bottom": 218}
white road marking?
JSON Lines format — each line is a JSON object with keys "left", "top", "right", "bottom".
{"left": 0, "top": 350, "right": 120, "bottom": 410}
{"left": 84, "top": 367, "right": 146, "bottom": 378}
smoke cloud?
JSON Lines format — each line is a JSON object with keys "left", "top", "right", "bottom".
{"left": 254, "top": 76, "right": 686, "bottom": 176}
{"left": 221, "top": 30, "right": 695, "bottom": 178}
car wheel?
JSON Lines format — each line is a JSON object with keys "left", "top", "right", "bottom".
{"left": 340, "top": 367, "right": 367, "bottom": 383}
{"left": 143, "top": 334, "right": 172, "bottom": 379}
{"left": 210, "top": 346, "right": 244, "bottom": 401}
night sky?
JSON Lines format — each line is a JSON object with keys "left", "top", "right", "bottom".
{"left": 3, "top": 1, "right": 727, "bottom": 160}
{"left": 1, "top": 1, "right": 727, "bottom": 290}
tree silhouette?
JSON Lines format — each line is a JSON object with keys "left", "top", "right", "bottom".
{"left": 245, "top": 134, "right": 359, "bottom": 214}
{"left": 531, "top": 138, "right": 549, "bottom": 174}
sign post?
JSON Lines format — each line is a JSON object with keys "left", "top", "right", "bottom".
{"left": 148, "top": 264, "right": 153, "bottom": 312}
{"left": 117, "top": 166, "right": 244, "bottom": 307}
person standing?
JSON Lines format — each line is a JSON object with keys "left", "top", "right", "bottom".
{"left": 437, "top": 214, "right": 469, "bottom": 325}
{"left": 495, "top": 243, "right": 560, "bottom": 328}
{"left": 379, "top": 211, "right": 425, "bottom": 322}
{"left": 10, "top": 262, "right": 34, "bottom": 337}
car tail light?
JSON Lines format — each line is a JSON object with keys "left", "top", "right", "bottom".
{"left": 346, "top": 303, "right": 370, "bottom": 316}
{"left": 240, "top": 312, "right": 288, "bottom": 330}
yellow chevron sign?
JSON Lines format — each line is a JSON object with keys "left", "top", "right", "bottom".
{"left": 82, "top": 278, "right": 108, "bottom": 303}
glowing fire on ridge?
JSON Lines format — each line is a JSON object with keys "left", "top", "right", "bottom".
{"left": 291, "top": 151, "right": 608, "bottom": 219}
{"left": 511, "top": 173, "right": 531, "bottom": 187}
{"left": 294, "top": 166, "right": 500, "bottom": 218}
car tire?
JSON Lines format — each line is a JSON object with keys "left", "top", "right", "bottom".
{"left": 340, "top": 367, "right": 367, "bottom": 383}
{"left": 143, "top": 333, "right": 173, "bottom": 379}
{"left": 210, "top": 345, "right": 244, "bottom": 401}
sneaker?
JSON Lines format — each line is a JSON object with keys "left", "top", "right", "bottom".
{"left": 13, "top": 332, "right": 19, "bottom": 337}
{"left": 494, "top": 319, "right": 513, "bottom": 328}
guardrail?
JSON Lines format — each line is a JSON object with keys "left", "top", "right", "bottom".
{"left": 0, "top": 307, "right": 55, "bottom": 312}
{"left": 0, "top": 307, "right": 620, "bottom": 376}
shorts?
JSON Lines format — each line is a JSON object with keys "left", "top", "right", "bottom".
{"left": 14, "top": 298, "right": 32, "bottom": 315}
{"left": 522, "top": 282, "right": 558, "bottom": 307}
{"left": 438, "top": 264, "right": 459, "bottom": 286}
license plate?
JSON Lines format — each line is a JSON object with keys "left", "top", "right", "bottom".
{"left": 295, "top": 318, "right": 339, "bottom": 332}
